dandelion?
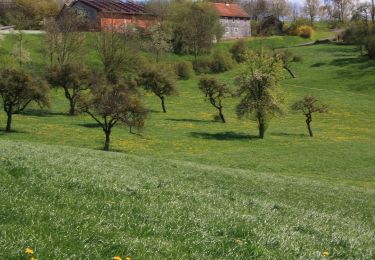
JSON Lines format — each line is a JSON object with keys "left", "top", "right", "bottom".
{"left": 322, "top": 251, "right": 329, "bottom": 257}
{"left": 235, "top": 239, "right": 243, "bottom": 245}
{"left": 125, "top": 256, "right": 131, "bottom": 260}
{"left": 113, "top": 256, "right": 122, "bottom": 260}
{"left": 31, "top": 257, "right": 38, "bottom": 260}
{"left": 25, "top": 248, "right": 34, "bottom": 254}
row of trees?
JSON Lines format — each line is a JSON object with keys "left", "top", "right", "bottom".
{"left": 198, "top": 50, "right": 327, "bottom": 138}
{"left": 0, "top": 8, "right": 328, "bottom": 151}
{"left": 241, "top": 0, "right": 374, "bottom": 25}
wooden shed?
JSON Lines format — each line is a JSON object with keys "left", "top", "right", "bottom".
{"left": 64, "top": 0, "right": 155, "bottom": 32}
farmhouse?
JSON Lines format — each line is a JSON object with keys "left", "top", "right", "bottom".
{"left": 63, "top": 0, "right": 155, "bottom": 31}
{"left": 212, "top": 3, "right": 251, "bottom": 39}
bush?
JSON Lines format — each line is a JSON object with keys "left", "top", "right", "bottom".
{"left": 175, "top": 61, "right": 193, "bottom": 80}
{"left": 210, "top": 50, "right": 234, "bottom": 73}
{"left": 230, "top": 39, "right": 248, "bottom": 63}
{"left": 193, "top": 50, "right": 234, "bottom": 74}
{"left": 193, "top": 57, "right": 212, "bottom": 74}
{"left": 285, "top": 19, "right": 310, "bottom": 36}
{"left": 296, "top": 25, "right": 314, "bottom": 39}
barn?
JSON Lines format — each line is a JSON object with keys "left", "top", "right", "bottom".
{"left": 63, "top": 0, "right": 155, "bottom": 32}
{"left": 212, "top": 3, "right": 251, "bottom": 39}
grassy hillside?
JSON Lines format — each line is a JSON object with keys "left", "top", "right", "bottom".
{"left": 0, "top": 29, "right": 375, "bottom": 258}
{"left": 1, "top": 140, "right": 374, "bottom": 259}
{"left": 0, "top": 35, "right": 374, "bottom": 186}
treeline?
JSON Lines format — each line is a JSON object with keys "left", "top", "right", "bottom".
{"left": 0, "top": 0, "right": 59, "bottom": 29}
{"left": 339, "top": 2, "right": 375, "bottom": 59}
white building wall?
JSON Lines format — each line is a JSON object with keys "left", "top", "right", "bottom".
{"left": 220, "top": 17, "right": 251, "bottom": 39}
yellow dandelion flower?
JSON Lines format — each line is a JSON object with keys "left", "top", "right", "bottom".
{"left": 235, "top": 239, "right": 243, "bottom": 245}
{"left": 31, "top": 257, "right": 38, "bottom": 260}
{"left": 125, "top": 256, "right": 131, "bottom": 260}
{"left": 24, "top": 248, "right": 34, "bottom": 254}
{"left": 113, "top": 256, "right": 122, "bottom": 260}
{"left": 322, "top": 251, "right": 329, "bottom": 257}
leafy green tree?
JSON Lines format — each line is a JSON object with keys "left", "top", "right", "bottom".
{"left": 198, "top": 76, "right": 230, "bottom": 123}
{"left": 47, "top": 63, "right": 92, "bottom": 116}
{"left": 79, "top": 81, "right": 146, "bottom": 151}
{"left": 147, "top": 23, "right": 172, "bottom": 62}
{"left": 0, "top": 68, "right": 50, "bottom": 132}
{"left": 170, "top": 1, "right": 224, "bottom": 59}
{"left": 140, "top": 66, "right": 177, "bottom": 113}
{"left": 236, "top": 50, "right": 284, "bottom": 139}
{"left": 291, "top": 95, "right": 328, "bottom": 137}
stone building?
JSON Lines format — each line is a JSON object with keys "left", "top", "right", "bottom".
{"left": 212, "top": 3, "right": 251, "bottom": 39}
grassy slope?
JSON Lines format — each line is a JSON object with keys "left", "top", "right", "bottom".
{"left": 0, "top": 34, "right": 374, "bottom": 187}
{"left": 1, "top": 140, "right": 374, "bottom": 259}
{"left": 0, "top": 31, "right": 375, "bottom": 258}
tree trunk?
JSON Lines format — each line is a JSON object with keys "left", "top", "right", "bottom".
{"left": 218, "top": 107, "right": 225, "bottom": 123}
{"left": 161, "top": 96, "right": 166, "bottom": 113}
{"left": 259, "top": 122, "right": 265, "bottom": 139}
{"left": 306, "top": 115, "right": 313, "bottom": 137}
{"left": 69, "top": 100, "right": 76, "bottom": 116}
{"left": 103, "top": 130, "right": 111, "bottom": 151}
{"left": 285, "top": 66, "right": 295, "bottom": 78}
{"left": 6, "top": 110, "right": 12, "bottom": 132}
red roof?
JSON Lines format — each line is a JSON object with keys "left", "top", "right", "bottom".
{"left": 212, "top": 3, "right": 250, "bottom": 19}
{"left": 72, "top": 0, "right": 148, "bottom": 15}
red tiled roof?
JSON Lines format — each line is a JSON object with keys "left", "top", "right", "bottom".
{"left": 212, "top": 3, "right": 250, "bottom": 18}
{"left": 72, "top": 0, "right": 148, "bottom": 15}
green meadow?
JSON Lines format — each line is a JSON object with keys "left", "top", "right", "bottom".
{"left": 0, "top": 30, "right": 375, "bottom": 259}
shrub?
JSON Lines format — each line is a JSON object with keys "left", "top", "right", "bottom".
{"left": 296, "top": 25, "right": 314, "bottom": 39}
{"left": 285, "top": 19, "right": 310, "bottom": 36}
{"left": 230, "top": 39, "right": 248, "bottom": 63}
{"left": 175, "top": 61, "right": 193, "bottom": 80}
{"left": 210, "top": 50, "right": 234, "bottom": 73}
{"left": 193, "top": 50, "right": 234, "bottom": 74}
{"left": 193, "top": 57, "right": 212, "bottom": 74}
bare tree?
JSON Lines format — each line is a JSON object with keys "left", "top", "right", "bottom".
{"left": 292, "top": 96, "right": 328, "bottom": 137}
{"left": 270, "top": 0, "right": 290, "bottom": 20}
{"left": 96, "top": 26, "right": 128, "bottom": 84}
{"left": 304, "top": 0, "right": 321, "bottom": 24}
{"left": 274, "top": 49, "right": 302, "bottom": 78}
{"left": 290, "top": 2, "right": 300, "bottom": 22}
{"left": 44, "top": 9, "right": 86, "bottom": 66}
{"left": 198, "top": 76, "right": 230, "bottom": 123}
{"left": 324, "top": 0, "right": 353, "bottom": 23}
{"left": 242, "top": 0, "right": 270, "bottom": 20}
